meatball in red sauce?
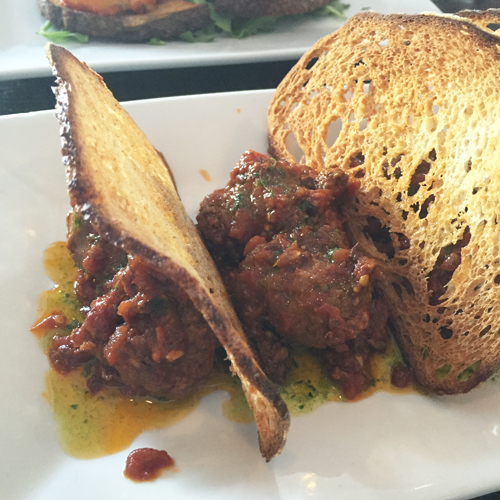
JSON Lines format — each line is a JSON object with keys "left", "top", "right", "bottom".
{"left": 197, "top": 150, "right": 389, "bottom": 398}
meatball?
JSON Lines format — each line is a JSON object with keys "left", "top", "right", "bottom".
{"left": 50, "top": 211, "right": 217, "bottom": 400}
{"left": 197, "top": 150, "right": 385, "bottom": 395}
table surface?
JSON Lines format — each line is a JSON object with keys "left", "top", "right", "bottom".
{"left": 2, "top": 2, "right": 500, "bottom": 500}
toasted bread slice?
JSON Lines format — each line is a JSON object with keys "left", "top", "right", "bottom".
{"left": 39, "top": 0, "right": 210, "bottom": 41}
{"left": 268, "top": 12, "right": 500, "bottom": 394}
{"left": 456, "top": 8, "right": 500, "bottom": 33}
{"left": 213, "top": 0, "right": 332, "bottom": 18}
{"left": 46, "top": 43, "right": 289, "bottom": 460}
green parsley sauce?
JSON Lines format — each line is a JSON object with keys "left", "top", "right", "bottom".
{"left": 33, "top": 241, "right": 418, "bottom": 459}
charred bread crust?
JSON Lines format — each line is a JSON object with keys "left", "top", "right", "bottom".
{"left": 38, "top": 0, "right": 210, "bottom": 41}
{"left": 455, "top": 8, "right": 500, "bottom": 32}
{"left": 268, "top": 12, "right": 500, "bottom": 394}
{"left": 213, "top": 0, "right": 332, "bottom": 18}
{"left": 46, "top": 43, "right": 289, "bottom": 460}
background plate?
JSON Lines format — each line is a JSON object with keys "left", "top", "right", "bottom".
{"left": 2, "top": 89, "right": 500, "bottom": 500}
{"left": 0, "top": 0, "right": 440, "bottom": 81}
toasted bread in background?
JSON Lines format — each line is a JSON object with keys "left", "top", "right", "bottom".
{"left": 46, "top": 43, "right": 289, "bottom": 460}
{"left": 213, "top": 0, "right": 332, "bottom": 17}
{"left": 268, "top": 11, "right": 500, "bottom": 394}
{"left": 38, "top": 0, "right": 210, "bottom": 41}
{"left": 456, "top": 8, "right": 500, "bottom": 33}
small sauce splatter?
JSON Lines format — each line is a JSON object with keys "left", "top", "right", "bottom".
{"left": 236, "top": 108, "right": 241, "bottom": 113}
{"left": 199, "top": 169, "right": 211, "bottom": 181}
{"left": 123, "top": 448, "right": 175, "bottom": 482}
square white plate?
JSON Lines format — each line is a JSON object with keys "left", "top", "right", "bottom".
{"left": 2, "top": 89, "right": 500, "bottom": 500}
{"left": 0, "top": 0, "right": 440, "bottom": 81}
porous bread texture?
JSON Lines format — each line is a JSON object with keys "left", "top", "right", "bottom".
{"left": 46, "top": 43, "right": 289, "bottom": 460}
{"left": 268, "top": 12, "right": 500, "bottom": 394}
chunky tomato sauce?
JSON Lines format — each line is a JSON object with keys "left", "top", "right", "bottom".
{"left": 123, "top": 448, "right": 175, "bottom": 482}
{"left": 197, "top": 150, "right": 398, "bottom": 399}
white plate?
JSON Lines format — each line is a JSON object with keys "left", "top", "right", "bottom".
{"left": 0, "top": 0, "right": 440, "bottom": 81}
{"left": 2, "top": 89, "right": 499, "bottom": 500}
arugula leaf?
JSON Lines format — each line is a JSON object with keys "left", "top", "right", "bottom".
{"left": 231, "top": 16, "right": 276, "bottom": 39}
{"left": 207, "top": 3, "right": 232, "bottom": 33}
{"left": 149, "top": 37, "right": 166, "bottom": 45}
{"left": 180, "top": 26, "right": 217, "bottom": 43}
{"left": 36, "top": 21, "right": 89, "bottom": 43}
{"left": 314, "top": 1, "right": 350, "bottom": 19}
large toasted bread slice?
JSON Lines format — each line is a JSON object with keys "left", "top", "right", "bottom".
{"left": 268, "top": 12, "right": 500, "bottom": 394}
{"left": 213, "top": 0, "right": 332, "bottom": 18}
{"left": 46, "top": 43, "right": 289, "bottom": 460}
{"left": 39, "top": 0, "right": 210, "bottom": 42}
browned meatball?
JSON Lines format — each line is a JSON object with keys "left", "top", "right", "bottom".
{"left": 50, "top": 212, "right": 217, "bottom": 400}
{"left": 197, "top": 150, "right": 384, "bottom": 393}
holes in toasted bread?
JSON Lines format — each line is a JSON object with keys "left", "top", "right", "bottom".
{"left": 285, "top": 131, "right": 305, "bottom": 163}
{"left": 419, "top": 194, "right": 435, "bottom": 219}
{"left": 396, "top": 233, "right": 410, "bottom": 251}
{"left": 457, "top": 360, "right": 481, "bottom": 383}
{"left": 423, "top": 314, "right": 430, "bottom": 323}
{"left": 479, "top": 325, "right": 491, "bottom": 337}
{"left": 472, "top": 186, "right": 481, "bottom": 195}
{"left": 349, "top": 152, "right": 364, "bottom": 168}
{"left": 494, "top": 275, "right": 500, "bottom": 284}
{"left": 391, "top": 282, "right": 402, "bottom": 298}
{"left": 402, "top": 210, "right": 409, "bottom": 221}
{"left": 399, "top": 258, "right": 408, "bottom": 266}
{"left": 400, "top": 276, "right": 415, "bottom": 296}
{"left": 378, "top": 39, "right": 388, "bottom": 48}
{"left": 305, "top": 56, "right": 319, "bottom": 70}
{"left": 363, "top": 216, "right": 395, "bottom": 259}
{"left": 427, "top": 227, "right": 471, "bottom": 306}
{"left": 439, "top": 326, "right": 453, "bottom": 340}
{"left": 325, "top": 117, "right": 343, "bottom": 149}
{"left": 408, "top": 159, "right": 431, "bottom": 196}
{"left": 465, "top": 159, "right": 472, "bottom": 173}
{"left": 486, "top": 23, "right": 500, "bottom": 33}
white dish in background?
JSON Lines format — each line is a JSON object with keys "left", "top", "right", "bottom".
{"left": 1, "top": 89, "right": 499, "bottom": 500}
{"left": 0, "top": 0, "right": 440, "bottom": 81}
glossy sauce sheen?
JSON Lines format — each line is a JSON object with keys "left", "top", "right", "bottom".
{"left": 33, "top": 242, "right": 419, "bottom": 459}
{"left": 123, "top": 448, "right": 175, "bottom": 482}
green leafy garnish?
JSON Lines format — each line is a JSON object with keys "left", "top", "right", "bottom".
{"left": 314, "top": 1, "right": 350, "bottom": 19}
{"left": 36, "top": 21, "right": 89, "bottom": 43}
{"left": 434, "top": 363, "right": 451, "bottom": 379}
{"left": 457, "top": 360, "right": 481, "bottom": 383}
{"left": 182, "top": 0, "right": 349, "bottom": 42}
{"left": 231, "top": 16, "right": 277, "bottom": 39}
{"left": 179, "top": 27, "right": 217, "bottom": 43}
{"left": 149, "top": 38, "right": 166, "bottom": 45}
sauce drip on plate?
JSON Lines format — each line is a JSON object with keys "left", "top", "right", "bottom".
{"left": 123, "top": 448, "right": 175, "bottom": 482}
